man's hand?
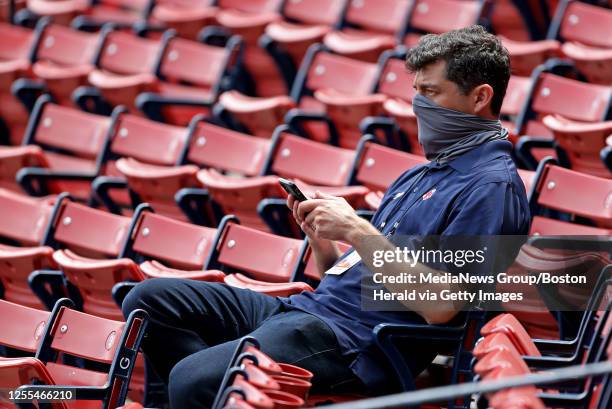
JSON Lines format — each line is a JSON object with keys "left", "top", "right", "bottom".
{"left": 295, "top": 191, "right": 366, "bottom": 243}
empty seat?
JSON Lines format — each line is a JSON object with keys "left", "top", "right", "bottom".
{"left": 135, "top": 33, "right": 243, "bottom": 126}
{"left": 323, "top": 0, "right": 410, "bottom": 62}
{"left": 530, "top": 159, "right": 612, "bottom": 231}
{"left": 542, "top": 115, "right": 612, "bottom": 178}
{"left": 92, "top": 111, "right": 194, "bottom": 218}
{"left": 115, "top": 119, "right": 272, "bottom": 223}
{"left": 192, "top": 126, "right": 368, "bottom": 231}
{"left": 26, "top": 0, "right": 150, "bottom": 27}
{"left": 351, "top": 139, "right": 427, "bottom": 191}
{"left": 0, "top": 22, "right": 35, "bottom": 145}
{"left": 80, "top": 28, "right": 160, "bottom": 112}
{"left": 0, "top": 189, "right": 56, "bottom": 308}
{"left": 0, "top": 299, "right": 147, "bottom": 409}
{"left": 0, "top": 96, "right": 112, "bottom": 199}
{"left": 19, "top": 22, "right": 99, "bottom": 106}
{"left": 0, "top": 298, "right": 51, "bottom": 354}
{"left": 500, "top": 36, "right": 560, "bottom": 77}
{"left": 560, "top": 42, "right": 612, "bottom": 85}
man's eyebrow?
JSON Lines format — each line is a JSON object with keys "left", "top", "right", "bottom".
{"left": 417, "top": 83, "right": 439, "bottom": 90}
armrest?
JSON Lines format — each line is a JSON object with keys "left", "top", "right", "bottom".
{"left": 112, "top": 281, "right": 137, "bottom": 309}
{"left": 175, "top": 187, "right": 216, "bottom": 226}
{"left": 523, "top": 354, "right": 580, "bottom": 370}
{"left": 28, "top": 269, "right": 68, "bottom": 311}
{"left": 136, "top": 92, "right": 214, "bottom": 122}
{"left": 16, "top": 167, "right": 97, "bottom": 197}
{"left": 515, "top": 136, "right": 555, "bottom": 170}
{"left": 92, "top": 176, "right": 128, "bottom": 215}
{"left": 257, "top": 198, "right": 303, "bottom": 238}
{"left": 532, "top": 338, "right": 578, "bottom": 355}
{"left": 284, "top": 109, "right": 339, "bottom": 146}
{"left": 359, "top": 116, "right": 404, "bottom": 150}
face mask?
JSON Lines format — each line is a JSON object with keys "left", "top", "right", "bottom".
{"left": 412, "top": 93, "right": 508, "bottom": 163}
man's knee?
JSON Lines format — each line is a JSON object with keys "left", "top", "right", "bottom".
{"left": 168, "top": 353, "right": 225, "bottom": 409}
{"left": 121, "top": 278, "right": 176, "bottom": 320}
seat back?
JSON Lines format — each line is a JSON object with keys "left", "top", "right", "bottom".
{"left": 158, "top": 36, "right": 231, "bottom": 90}
{"left": 268, "top": 129, "right": 355, "bottom": 186}
{"left": 530, "top": 73, "right": 611, "bottom": 123}
{"left": 52, "top": 200, "right": 132, "bottom": 258}
{"left": 501, "top": 75, "right": 532, "bottom": 118}
{"left": 0, "top": 189, "right": 54, "bottom": 246}
{"left": 557, "top": 1, "right": 612, "bottom": 48}
{"left": 97, "top": 30, "right": 159, "bottom": 75}
{"left": 409, "top": 0, "right": 484, "bottom": 34}
{"left": 213, "top": 222, "right": 304, "bottom": 283}
{"left": 108, "top": 113, "right": 190, "bottom": 167}
{"left": 219, "top": 0, "right": 282, "bottom": 13}
{"left": 34, "top": 24, "right": 99, "bottom": 67}
{"left": 0, "top": 21, "right": 33, "bottom": 62}
{"left": 282, "top": 0, "right": 346, "bottom": 26}
{"left": 376, "top": 55, "right": 416, "bottom": 101}
{"left": 187, "top": 121, "right": 271, "bottom": 176}
{"left": 530, "top": 216, "right": 612, "bottom": 236}
{"left": 532, "top": 162, "right": 612, "bottom": 229}
{"left": 0, "top": 299, "right": 49, "bottom": 353}
{"left": 303, "top": 50, "right": 379, "bottom": 97}
{"left": 130, "top": 211, "right": 218, "bottom": 270}
{"left": 353, "top": 141, "right": 426, "bottom": 191}
{"left": 26, "top": 99, "right": 112, "bottom": 162}
{"left": 343, "top": 0, "right": 411, "bottom": 35}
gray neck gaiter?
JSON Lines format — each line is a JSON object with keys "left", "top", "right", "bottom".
{"left": 412, "top": 93, "right": 508, "bottom": 164}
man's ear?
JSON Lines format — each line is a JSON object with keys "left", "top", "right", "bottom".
{"left": 472, "top": 84, "right": 495, "bottom": 117}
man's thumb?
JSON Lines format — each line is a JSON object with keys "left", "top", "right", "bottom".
{"left": 314, "top": 190, "right": 334, "bottom": 199}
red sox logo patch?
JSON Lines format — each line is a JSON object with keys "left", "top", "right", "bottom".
{"left": 422, "top": 188, "right": 436, "bottom": 201}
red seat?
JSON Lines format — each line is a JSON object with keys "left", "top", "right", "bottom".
{"left": 136, "top": 34, "right": 242, "bottom": 126}
{"left": 264, "top": 0, "right": 346, "bottom": 68}
{"left": 195, "top": 127, "right": 368, "bottom": 231}
{"left": 210, "top": 221, "right": 314, "bottom": 296}
{"left": 0, "top": 189, "right": 56, "bottom": 308}
{"left": 29, "top": 23, "right": 99, "bottom": 106}
{"left": 323, "top": 0, "right": 410, "bottom": 62}
{"left": 499, "top": 36, "right": 560, "bottom": 77}
{"left": 552, "top": 0, "right": 612, "bottom": 49}
{"left": 530, "top": 161, "right": 612, "bottom": 230}
{"left": 26, "top": 0, "right": 150, "bottom": 27}
{"left": 352, "top": 139, "right": 427, "bottom": 191}
{"left": 0, "top": 301, "right": 147, "bottom": 409}
{"left": 480, "top": 314, "right": 542, "bottom": 357}
{"left": 473, "top": 347, "right": 530, "bottom": 379}
{"left": 501, "top": 75, "right": 533, "bottom": 142}
{"left": 560, "top": 42, "right": 612, "bottom": 85}
{"left": 115, "top": 120, "right": 272, "bottom": 221}
{"left": 0, "top": 299, "right": 50, "bottom": 353}
{"left": 0, "top": 97, "right": 112, "bottom": 199}
{"left": 402, "top": 0, "right": 487, "bottom": 47}
{"left": 85, "top": 29, "right": 159, "bottom": 111}
{"left": 0, "top": 22, "right": 34, "bottom": 145}
{"left": 542, "top": 115, "right": 612, "bottom": 178}
{"left": 93, "top": 111, "right": 194, "bottom": 218}
{"left": 488, "top": 387, "right": 547, "bottom": 409}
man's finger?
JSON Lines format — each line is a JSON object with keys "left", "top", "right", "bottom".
{"left": 314, "top": 190, "right": 337, "bottom": 200}
{"left": 297, "top": 199, "right": 326, "bottom": 221}
{"left": 301, "top": 221, "right": 316, "bottom": 236}
{"left": 293, "top": 200, "right": 300, "bottom": 223}
{"left": 286, "top": 194, "right": 295, "bottom": 209}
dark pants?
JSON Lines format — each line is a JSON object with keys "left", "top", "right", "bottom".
{"left": 121, "top": 278, "right": 361, "bottom": 409}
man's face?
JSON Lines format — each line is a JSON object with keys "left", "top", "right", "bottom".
{"left": 413, "top": 60, "right": 477, "bottom": 115}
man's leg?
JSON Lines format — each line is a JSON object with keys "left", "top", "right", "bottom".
{"left": 167, "top": 310, "right": 361, "bottom": 409}
{"left": 121, "top": 278, "right": 284, "bottom": 383}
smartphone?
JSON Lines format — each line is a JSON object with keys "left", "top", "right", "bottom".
{"left": 278, "top": 178, "right": 309, "bottom": 202}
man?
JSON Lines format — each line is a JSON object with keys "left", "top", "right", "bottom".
{"left": 122, "top": 25, "right": 530, "bottom": 408}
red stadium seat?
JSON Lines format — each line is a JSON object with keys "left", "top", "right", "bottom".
{"left": 84, "top": 29, "right": 160, "bottom": 111}
{"left": 480, "top": 313, "right": 542, "bottom": 357}
{"left": 208, "top": 220, "right": 314, "bottom": 296}
{"left": 0, "top": 300, "right": 147, "bottom": 409}
{"left": 551, "top": 0, "right": 612, "bottom": 48}
{"left": 530, "top": 159, "right": 612, "bottom": 231}
{"left": 402, "top": 0, "right": 487, "bottom": 47}
{"left": 542, "top": 115, "right": 612, "bottom": 178}
{"left": 0, "top": 297, "right": 50, "bottom": 354}
{"left": 351, "top": 139, "right": 427, "bottom": 192}
{"left": 323, "top": 0, "right": 410, "bottom": 62}
{"left": 560, "top": 42, "right": 612, "bottom": 85}
{"left": 500, "top": 36, "right": 560, "bottom": 77}
{"left": 136, "top": 33, "right": 242, "bottom": 126}
{"left": 264, "top": 0, "right": 347, "bottom": 69}
{"left": 92, "top": 111, "right": 195, "bottom": 217}
{"left": 115, "top": 119, "right": 272, "bottom": 222}
{"left": 0, "top": 21, "right": 35, "bottom": 145}
{"left": 193, "top": 126, "right": 368, "bottom": 231}
{"left": 0, "top": 189, "right": 56, "bottom": 308}
{"left": 26, "top": 22, "right": 99, "bottom": 106}
{"left": 26, "top": 0, "right": 150, "bottom": 27}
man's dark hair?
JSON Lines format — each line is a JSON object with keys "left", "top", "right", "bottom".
{"left": 406, "top": 25, "right": 511, "bottom": 115}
